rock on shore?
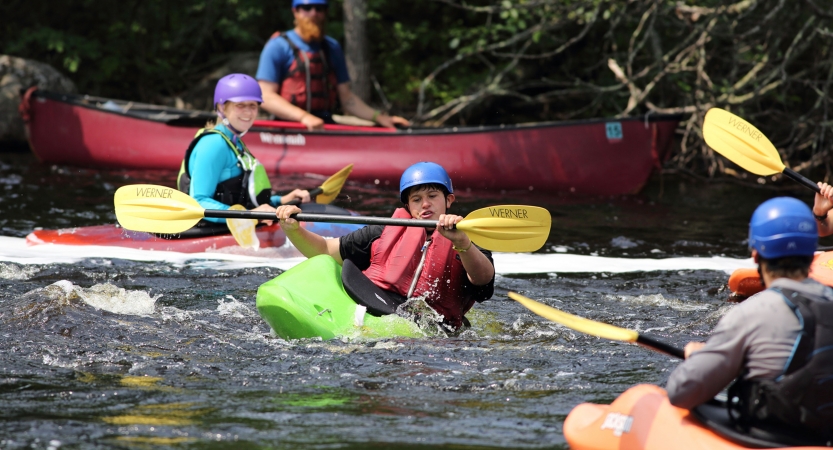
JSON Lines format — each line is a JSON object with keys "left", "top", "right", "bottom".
{"left": 1, "top": 55, "right": 76, "bottom": 145}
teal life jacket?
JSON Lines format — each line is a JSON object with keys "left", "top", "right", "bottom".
{"left": 177, "top": 128, "right": 272, "bottom": 209}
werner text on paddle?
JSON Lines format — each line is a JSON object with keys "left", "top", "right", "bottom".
{"left": 488, "top": 207, "right": 529, "bottom": 219}
{"left": 135, "top": 187, "right": 174, "bottom": 199}
{"left": 726, "top": 116, "right": 763, "bottom": 142}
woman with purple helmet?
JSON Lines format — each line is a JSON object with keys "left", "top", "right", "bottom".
{"left": 177, "top": 74, "right": 310, "bottom": 224}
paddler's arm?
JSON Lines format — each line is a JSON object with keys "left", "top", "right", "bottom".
{"left": 437, "top": 214, "right": 495, "bottom": 286}
{"left": 189, "top": 137, "right": 236, "bottom": 223}
{"left": 275, "top": 205, "right": 343, "bottom": 262}
{"left": 665, "top": 312, "right": 746, "bottom": 409}
{"left": 813, "top": 182, "right": 833, "bottom": 237}
{"left": 336, "top": 84, "right": 411, "bottom": 129}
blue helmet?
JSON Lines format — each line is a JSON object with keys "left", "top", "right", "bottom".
{"left": 399, "top": 162, "right": 453, "bottom": 203}
{"left": 292, "top": 0, "right": 327, "bottom": 6}
{"left": 749, "top": 197, "right": 817, "bottom": 259}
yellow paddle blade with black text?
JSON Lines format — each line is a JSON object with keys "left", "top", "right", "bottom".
{"left": 316, "top": 163, "right": 353, "bottom": 204}
{"left": 114, "top": 185, "right": 205, "bottom": 233}
{"left": 459, "top": 205, "right": 551, "bottom": 253}
{"left": 508, "top": 292, "right": 638, "bottom": 342}
{"left": 702, "top": 108, "right": 785, "bottom": 176}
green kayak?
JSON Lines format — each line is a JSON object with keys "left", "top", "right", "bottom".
{"left": 256, "top": 255, "right": 426, "bottom": 340}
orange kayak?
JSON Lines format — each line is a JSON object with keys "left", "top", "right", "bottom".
{"left": 564, "top": 384, "right": 829, "bottom": 449}
{"left": 728, "top": 251, "right": 833, "bottom": 299}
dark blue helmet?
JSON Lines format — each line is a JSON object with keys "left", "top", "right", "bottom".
{"left": 749, "top": 197, "right": 817, "bottom": 259}
{"left": 292, "top": 0, "right": 327, "bottom": 6}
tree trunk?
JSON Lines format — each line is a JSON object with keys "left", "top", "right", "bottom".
{"left": 342, "top": 0, "right": 371, "bottom": 103}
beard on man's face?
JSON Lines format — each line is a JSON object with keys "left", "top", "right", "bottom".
{"left": 295, "top": 15, "right": 325, "bottom": 42}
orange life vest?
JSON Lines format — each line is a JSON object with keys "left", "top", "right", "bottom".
{"left": 363, "top": 208, "right": 473, "bottom": 329}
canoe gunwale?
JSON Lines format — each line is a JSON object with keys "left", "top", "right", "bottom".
{"left": 30, "top": 89, "right": 684, "bottom": 137}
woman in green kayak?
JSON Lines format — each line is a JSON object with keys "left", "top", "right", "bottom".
{"left": 274, "top": 162, "right": 495, "bottom": 331}
{"left": 177, "top": 73, "right": 311, "bottom": 224}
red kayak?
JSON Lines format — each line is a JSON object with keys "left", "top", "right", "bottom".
{"left": 564, "top": 384, "right": 830, "bottom": 449}
{"left": 20, "top": 89, "right": 681, "bottom": 196}
{"left": 25, "top": 222, "right": 357, "bottom": 253}
{"left": 25, "top": 204, "right": 362, "bottom": 253}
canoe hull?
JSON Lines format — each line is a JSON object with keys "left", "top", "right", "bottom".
{"left": 22, "top": 90, "right": 681, "bottom": 196}
{"left": 256, "top": 254, "right": 424, "bottom": 340}
{"left": 564, "top": 384, "right": 828, "bottom": 450}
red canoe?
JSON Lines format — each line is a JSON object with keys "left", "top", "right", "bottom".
{"left": 20, "top": 89, "right": 681, "bottom": 196}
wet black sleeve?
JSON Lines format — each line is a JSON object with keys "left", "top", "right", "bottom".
{"left": 461, "top": 247, "right": 495, "bottom": 302}
{"left": 338, "top": 225, "right": 385, "bottom": 271}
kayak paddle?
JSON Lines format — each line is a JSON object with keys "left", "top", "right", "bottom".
{"left": 702, "top": 108, "right": 820, "bottom": 193}
{"left": 285, "top": 163, "right": 354, "bottom": 206}
{"left": 225, "top": 204, "right": 260, "bottom": 250}
{"left": 114, "top": 185, "right": 552, "bottom": 252}
{"left": 508, "top": 292, "right": 685, "bottom": 359}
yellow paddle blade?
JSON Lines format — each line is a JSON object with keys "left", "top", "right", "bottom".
{"left": 702, "top": 108, "right": 785, "bottom": 176}
{"left": 226, "top": 205, "right": 260, "bottom": 250}
{"left": 458, "top": 205, "right": 551, "bottom": 252}
{"left": 114, "top": 185, "right": 204, "bottom": 233}
{"left": 508, "top": 292, "right": 638, "bottom": 342}
{"left": 316, "top": 163, "right": 353, "bottom": 204}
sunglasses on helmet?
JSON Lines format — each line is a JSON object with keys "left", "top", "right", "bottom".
{"left": 296, "top": 4, "right": 327, "bottom": 12}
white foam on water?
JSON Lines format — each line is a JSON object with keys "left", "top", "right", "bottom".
{"left": 0, "top": 236, "right": 306, "bottom": 271}
{"left": 216, "top": 295, "right": 259, "bottom": 320}
{"left": 73, "top": 283, "right": 159, "bottom": 316}
{"left": 0, "top": 262, "right": 38, "bottom": 280}
{"left": 0, "top": 236, "right": 754, "bottom": 274}
{"left": 602, "top": 293, "right": 712, "bottom": 312}
{"left": 494, "top": 252, "right": 754, "bottom": 275}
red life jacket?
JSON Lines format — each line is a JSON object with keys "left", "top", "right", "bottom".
{"left": 270, "top": 31, "right": 339, "bottom": 113}
{"left": 363, "top": 208, "right": 473, "bottom": 329}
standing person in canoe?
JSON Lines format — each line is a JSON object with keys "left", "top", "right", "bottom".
{"left": 666, "top": 197, "right": 833, "bottom": 440}
{"left": 177, "top": 73, "right": 311, "bottom": 226}
{"left": 274, "top": 162, "right": 495, "bottom": 332}
{"left": 255, "top": 0, "right": 410, "bottom": 131}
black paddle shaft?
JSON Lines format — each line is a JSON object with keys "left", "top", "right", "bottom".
{"left": 636, "top": 334, "right": 685, "bottom": 359}
{"left": 203, "top": 209, "right": 443, "bottom": 228}
{"left": 783, "top": 168, "right": 821, "bottom": 193}
{"left": 285, "top": 187, "right": 324, "bottom": 206}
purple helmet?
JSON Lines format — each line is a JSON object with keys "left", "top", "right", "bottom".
{"left": 213, "top": 74, "right": 262, "bottom": 107}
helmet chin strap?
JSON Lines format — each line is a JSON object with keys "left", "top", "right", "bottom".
{"left": 216, "top": 106, "right": 248, "bottom": 143}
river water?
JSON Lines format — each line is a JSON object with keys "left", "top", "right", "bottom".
{"left": 0, "top": 151, "right": 809, "bottom": 449}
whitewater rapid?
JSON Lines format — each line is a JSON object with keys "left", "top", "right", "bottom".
{"left": 0, "top": 236, "right": 754, "bottom": 274}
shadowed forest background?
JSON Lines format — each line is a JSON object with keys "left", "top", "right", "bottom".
{"left": 4, "top": 0, "right": 833, "bottom": 181}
